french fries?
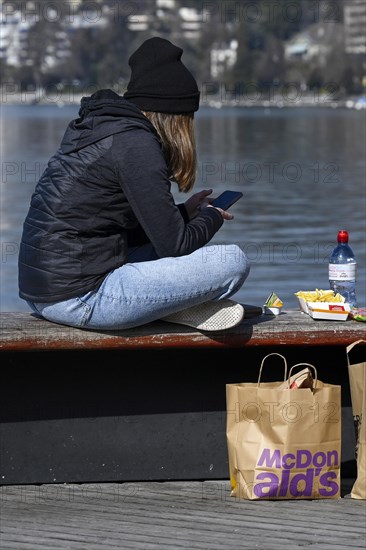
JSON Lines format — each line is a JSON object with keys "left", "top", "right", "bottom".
{"left": 295, "top": 289, "right": 345, "bottom": 303}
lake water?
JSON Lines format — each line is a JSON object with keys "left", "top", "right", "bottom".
{"left": 1, "top": 104, "right": 365, "bottom": 312}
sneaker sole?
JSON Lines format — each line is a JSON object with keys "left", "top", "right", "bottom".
{"left": 161, "top": 299, "right": 244, "bottom": 331}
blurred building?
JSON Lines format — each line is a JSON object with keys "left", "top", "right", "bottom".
{"left": 127, "top": 0, "right": 202, "bottom": 40}
{"left": 1, "top": 0, "right": 365, "bottom": 90}
{"left": 284, "top": 22, "right": 343, "bottom": 66}
{"left": 210, "top": 41, "right": 238, "bottom": 79}
{"left": 0, "top": 0, "right": 108, "bottom": 66}
{"left": 285, "top": 0, "right": 366, "bottom": 61}
{"left": 0, "top": 5, "right": 36, "bottom": 66}
{"left": 344, "top": 0, "right": 366, "bottom": 54}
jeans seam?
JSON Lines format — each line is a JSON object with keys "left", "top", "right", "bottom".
{"left": 96, "top": 289, "right": 218, "bottom": 305}
{"left": 76, "top": 297, "right": 92, "bottom": 326}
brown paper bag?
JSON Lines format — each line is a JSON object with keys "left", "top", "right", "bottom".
{"left": 347, "top": 339, "right": 366, "bottom": 499}
{"left": 226, "top": 353, "right": 342, "bottom": 500}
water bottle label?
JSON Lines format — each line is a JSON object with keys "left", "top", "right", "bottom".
{"left": 328, "top": 263, "right": 356, "bottom": 281}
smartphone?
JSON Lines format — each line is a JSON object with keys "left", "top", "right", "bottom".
{"left": 211, "top": 190, "right": 243, "bottom": 210}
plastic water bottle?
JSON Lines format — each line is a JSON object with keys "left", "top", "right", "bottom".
{"left": 328, "top": 230, "right": 357, "bottom": 307}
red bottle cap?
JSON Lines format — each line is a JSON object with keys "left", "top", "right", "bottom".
{"left": 337, "top": 230, "right": 349, "bottom": 243}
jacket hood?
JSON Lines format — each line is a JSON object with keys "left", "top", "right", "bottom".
{"left": 61, "top": 89, "right": 156, "bottom": 154}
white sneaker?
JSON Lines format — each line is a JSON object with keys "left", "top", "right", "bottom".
{"left": 161, "top": 299, "right": 244, "bottom": 331}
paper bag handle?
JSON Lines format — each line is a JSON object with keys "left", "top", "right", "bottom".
{"left": 346, "top": 340, "right": 366, "bottom": 366}
{"left": 287, "top": 363, "right": 318, "bottom": 389}
{"left": 258, "top": 353, "right": 288, "bottom": 387}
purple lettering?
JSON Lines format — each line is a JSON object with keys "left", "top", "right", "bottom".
{"left": 296, "top": 450, "right": 312, "bottom": 468}
{"left": 278, "top": 469, "right": 290, "bottom": 497}
{"left": 289, "top": 468, "right": 314, "bottom": 497}
{"left": 257, "top": 448, "right": 280, "bottom": 468}
{"left": 319, "top": 471, "right": 339, "bottom": 497}
{"left": 254, "top": 472, "right": 279, "bottom": 498}
{"left": 327, "top": 450, "right": 339, "bottom": 467}
{"left": 254, "top": 449, "right": 340, "bottom": 499}
{"left": 313, "top": 452, "right": 326, "bottom": 467}
{"left": 282, "top": 453, "right": 295, "bottom": 469}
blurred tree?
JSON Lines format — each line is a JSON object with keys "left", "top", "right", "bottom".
{"left": 23, "top": 18, "right": 63, "bottom": 90}
{"left": 307, "top": 67, "right": 324, "bottom": 90}
{"left": 56, "top": 4, "right": 137, "bottom": 91}
{"left": 1, "top": 0, "right": 361, "bottom": 99}
{"left": 94, "top": 15, "right": 138, "bottom": 91}
{"left": 5, "top": 0, "right": 67, "bottom": 89}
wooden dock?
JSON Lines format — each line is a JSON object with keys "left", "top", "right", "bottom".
{"left": 1, "top": 306, "right": 366, "bottom": 350}
{"left": 1, "top": 308, "right": 366, "bottom": 486}
{"left": 1, "top": 308, "right": 365, "bottom": 549}
{"left": 1, "top": 480, "right": 365, "bottom": 549}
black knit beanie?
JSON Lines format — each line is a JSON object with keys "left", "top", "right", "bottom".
{"left": 124, "top": 37, "right": 200, "bottom": 113}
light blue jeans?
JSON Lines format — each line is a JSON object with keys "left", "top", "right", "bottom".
{"left": 27, "top": 243, "right": 250, "bottom": 330}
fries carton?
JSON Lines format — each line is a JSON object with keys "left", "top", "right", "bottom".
{"left": 295, "top": 289, "right": 350, "bottom": 321}
{"left": 307, "top": 302, "right": 351, "bottom": 321}
{"left": 297, "top": 296, "right": 310, "bottom": 314}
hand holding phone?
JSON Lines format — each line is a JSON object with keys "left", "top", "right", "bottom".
{"left": 211, "top": 190, "right": 243, "bottom": 211}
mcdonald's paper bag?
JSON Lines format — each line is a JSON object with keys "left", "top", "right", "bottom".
{"left": 226, "top": 353, "right": 342, "bottom": 500}
{"left": 347, "top": 339, "right": 366, "bottom": 499}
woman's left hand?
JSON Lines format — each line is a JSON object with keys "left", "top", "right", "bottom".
{"left": 184, "top": 189, "right": 213, "bottom": 219}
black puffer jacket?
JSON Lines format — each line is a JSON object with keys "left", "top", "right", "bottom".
{"left": 18, "top": 90, "right": 223, "bottom": 303}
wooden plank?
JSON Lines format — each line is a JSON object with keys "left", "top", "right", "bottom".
{"left": 1, "top": 308, "right": 366, "bottom": 351}
{"left": 0, "top": 481, "right": 365, "bottom": 549}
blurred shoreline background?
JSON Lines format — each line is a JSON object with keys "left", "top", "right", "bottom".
{"left": 1, "top": 0, "right": 365, "bottom": 107}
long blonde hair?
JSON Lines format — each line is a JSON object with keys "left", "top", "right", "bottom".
{"left": 142, "top": 111, "right": 197, "bottom": 193}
